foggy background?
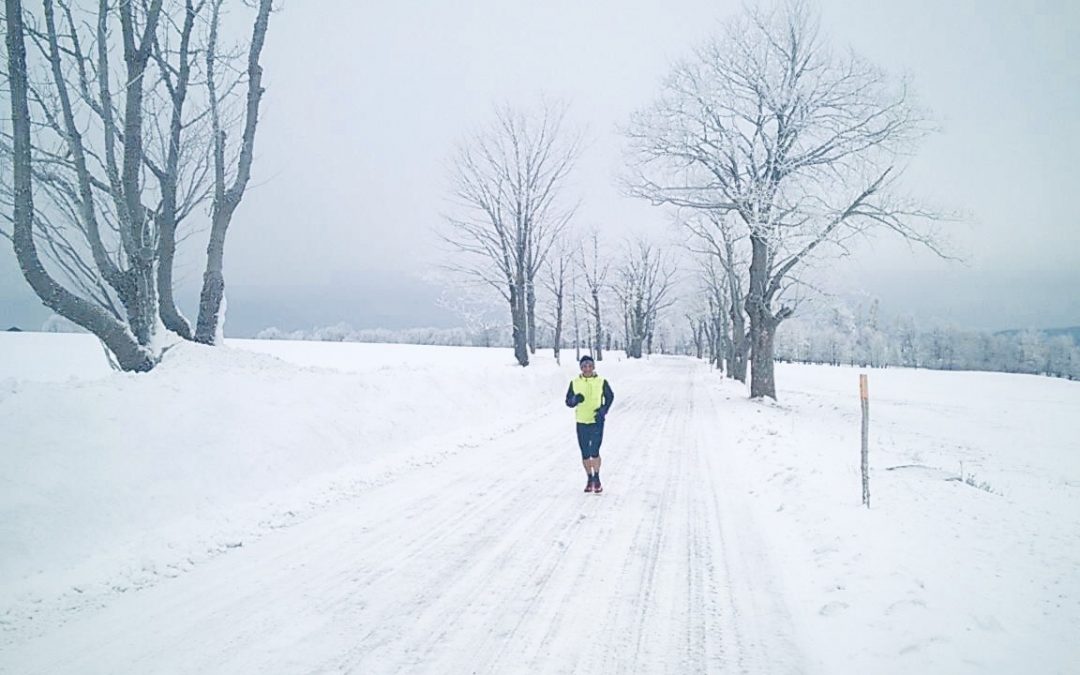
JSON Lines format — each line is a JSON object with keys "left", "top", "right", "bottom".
{"left": 3, "top": 0, "right": 1078, "bottom": 335}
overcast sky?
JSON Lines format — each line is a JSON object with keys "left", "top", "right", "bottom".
{"left": 3, "top": 0, "right": 1078, "bottom": 333}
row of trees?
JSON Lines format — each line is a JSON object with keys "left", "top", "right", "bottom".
{"left": 438, "top": 97, "right": 682, "bottom": 367}
{"left": 437, "top": 232, "right": 678, "bottom": 363}
{"left": 621, "top": 0, "right": 948, "bottom": 398}
{"left": 251, "top": 308, "right": 1078, "bottom": 381}
{"left": 440, "top": 1, "right": 947, "bottom": 399}
{"left": 6, "top": 0, "right": 953, "bottom": 400}
{"left": 2, "top": 0, "right": 274, "bottom": 370}
{"left": 771, "top": 304, "right": 1080, "bottom": 379}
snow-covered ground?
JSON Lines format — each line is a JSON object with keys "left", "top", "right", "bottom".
{"left": 1, "top": 332, "right": 1077, "bottom": 673}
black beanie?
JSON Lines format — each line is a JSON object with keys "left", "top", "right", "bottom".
{"left": 579, "top": 355, "right": 595, "bottom": 365}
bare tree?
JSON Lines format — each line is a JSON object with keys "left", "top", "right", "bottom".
{"left": 541, "top": 238, "right": 574, "bottom": 364}
{"left": 3, "top": 0, "right": 166, "bottom": 370}
{"left": 613, "top": 241, "right": 677, "bottom": 359}
{"left": 1, "top": 0, "right": 273, "bottom": 367}
{"left": 570, "top": 272, "right": 583, "bottom": 362}
{"left": 442, "top": 102, "right": 580, "bottom": 366}
{"left": 578, "top": 231, "right": 609, "bottom": 361}
{"left": 627, "top": 0, "right": 948, "bottom": 398}
{"left": 5, "top": 1, "right": 106, "bottom": 361}
{"left": 696, "top": 254, "right": 729, "bottom": 372}
{"left": 148, "top": 0, "right": 213, "bottom": 340}
{"left": 194, "top": 0, "right": 273, "bottom": 344}
{"left": 436, "top": 287, "right": 506, "bottom": 347}
{"left": 685, "top": 313, "right": 705, "bottom": 359}
{"left": 686, "top": 211, "right": 750, "bottom": 380}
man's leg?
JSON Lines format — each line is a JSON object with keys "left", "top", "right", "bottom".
{"left": 577, "top": 424, "right": 594, "bottom": 491}
{"left": 589, "top": 424, "right": 604, "bottom": 489}
{"left": 574, "top": 425, "right": 591, "bottom": 473}
{"left": 591, "top": 422, "right": 604, "bottom": 479}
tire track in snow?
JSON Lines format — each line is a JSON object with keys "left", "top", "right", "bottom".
{"left": 697, "top": 371, "right": 805, "bottom": 675}
{"left": 322, "top": 398, "right": 617, "bottom": 673}
{"left": 563, "top": 365, "right": 689, "bottom": 674}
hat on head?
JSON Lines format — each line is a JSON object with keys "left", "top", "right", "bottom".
{"left": 579, "top": 354, "right": 595, "bottom": 365}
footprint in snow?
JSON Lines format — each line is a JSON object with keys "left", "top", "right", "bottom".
{"left": 819, "top": 601, "right": 849, "bottom": 616}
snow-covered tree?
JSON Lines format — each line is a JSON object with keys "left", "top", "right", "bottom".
{"left": 1, "top": 0, "right": 274, "bottom": 368}
{"left": 627, "top": 0, "right": 948, "bottom": 398}
{"left": 686, "top": 211, "right": 748, "bottom": 380}
{"left": 436, "top": 288, "right": 506, "bottom": 348}
{"left": 613, "top": 241, "right": 677, "bottom": 359}
{"left": 1046, "top": 335, "right": 1078, "bottom": 379}
{"left": 441, "top": 102, "right": 579, "bottom": 366}
{"left": 540, "top": 237, "right": 575, "bottom": 364}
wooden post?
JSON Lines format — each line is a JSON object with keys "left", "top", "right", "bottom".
{"left": 860, "top": 373, "right": 870, "bottom": 508}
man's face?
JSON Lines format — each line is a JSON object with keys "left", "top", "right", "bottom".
{"left": 580, "top": 361, "right": 595, "bottom": 376}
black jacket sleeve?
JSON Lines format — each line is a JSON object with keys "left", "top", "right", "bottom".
{"left": 599, "top": 380, "right": 614, "bottom": 415}
{"left": 565, "top": 382, "right": 578, "bottom": 407}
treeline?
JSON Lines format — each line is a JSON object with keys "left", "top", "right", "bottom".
{"left": 256, "top": 324, "right": 491, "bottom": 347}
{"left": 772, "top": 304, "right": 1079, "bottom": 380}
{"left": 257, "top": 308, "right": 1080, "bottom": 382}
{"left": 254, "top": 322, "right": 632, "bottom": 355}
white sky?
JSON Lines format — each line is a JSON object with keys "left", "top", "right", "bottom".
{"left": 3, "top": 0, "right": 1079, "bottom": 331}
{"left": 219, "top": 0, "right": 1079, "bottom": 282}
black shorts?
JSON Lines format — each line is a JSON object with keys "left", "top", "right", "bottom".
{"left": 576, "top": 422, "right": 604, "bottom": 460}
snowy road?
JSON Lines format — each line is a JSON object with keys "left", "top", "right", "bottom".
{"left": 6, "top": 358, "right": 803, "bottom": 674}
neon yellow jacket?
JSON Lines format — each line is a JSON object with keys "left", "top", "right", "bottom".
{"left": 565, "top": 375, "right": 615, "bottom": 425}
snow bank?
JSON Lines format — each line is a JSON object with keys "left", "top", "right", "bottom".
{"left": 0, "top": 334, "right": 570, "bottom": 644}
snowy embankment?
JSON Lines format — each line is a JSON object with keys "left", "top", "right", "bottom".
{"left": 0, "top": 333, "right": 569, "bottom": 645}
{"left": 1, "top": 332, "right": 1078, "bottom": 673}
{"left": 721, "top": 364, "right": 1080, "bottom": 672}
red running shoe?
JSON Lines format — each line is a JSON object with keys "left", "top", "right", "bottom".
{"left": 593, "top": 480, "right": 603, "bottom": 494}
{"left": 584, "top": 479, "right": 594, "bottom": 493}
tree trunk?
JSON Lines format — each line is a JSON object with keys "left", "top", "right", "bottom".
{"left": 157, "top": 208, "right": 193, "bottom": 339}
{"left": 195, "top": 0, "right": 272, "bottom": 344}
{"left": 704, "top": 315, "right": 716, "bottom": 366}
{"left": 746, "top": 234, "right": 777, "bottom": 399}
{"left": 195, "top": 196, "right": 230, "bottom": 344}
{"left": 509, "top": 282, "right": 529, "bottom": 366}
{"left": 591, "top": 290, "right": 603, "bottom": 361}
{"left": 749, "top": 319, "right": 777, "bottom": 399}
{"left": 627, "top": 307, "right": 645, "bottom": 358}
{"left": 729, "top": 301, "right": 748, "bottom": 382}
{"left": 527, "top": 281, "right": 537, "bottom": 354}
{"left": 116, "top": 3, "right": 160, "bottom": 349}
{"left": 622, "top": 308, "right": 630, "bottom": 358}
{"left": 153, "top": 1, "right": 198, "bottom": 341}
{"left": 573, "top": 316, "right": 580, "bottom": 362}
{"left": 692, "top": 318, "right": 704, "bottom": 359}
{"left": 553, "top": 288, "right": 563, "bottom": 364}
{"left": 130, "top": 255, "right": 157, "bottom": 346}
{"left": 715, "top": 312, "right": 726, "bottom": 374}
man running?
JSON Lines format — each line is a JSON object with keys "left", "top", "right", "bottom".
{"left": 565, "top": 354, "right": 614, "bottom": 493}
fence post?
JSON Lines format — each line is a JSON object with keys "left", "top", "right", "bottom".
{"left": 860, "top": 373, "right": 870, "bottom": 508}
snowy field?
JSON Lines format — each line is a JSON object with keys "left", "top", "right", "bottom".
{"left": 1, "top": 332, "right": 1078, "bottom": 674}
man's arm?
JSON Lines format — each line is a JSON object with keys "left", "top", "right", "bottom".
{"left": 565, "top": 382, "right": 580, "bottom": 407}
{"left": 598, "top": 380, "right": 615, "bottom": 417}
